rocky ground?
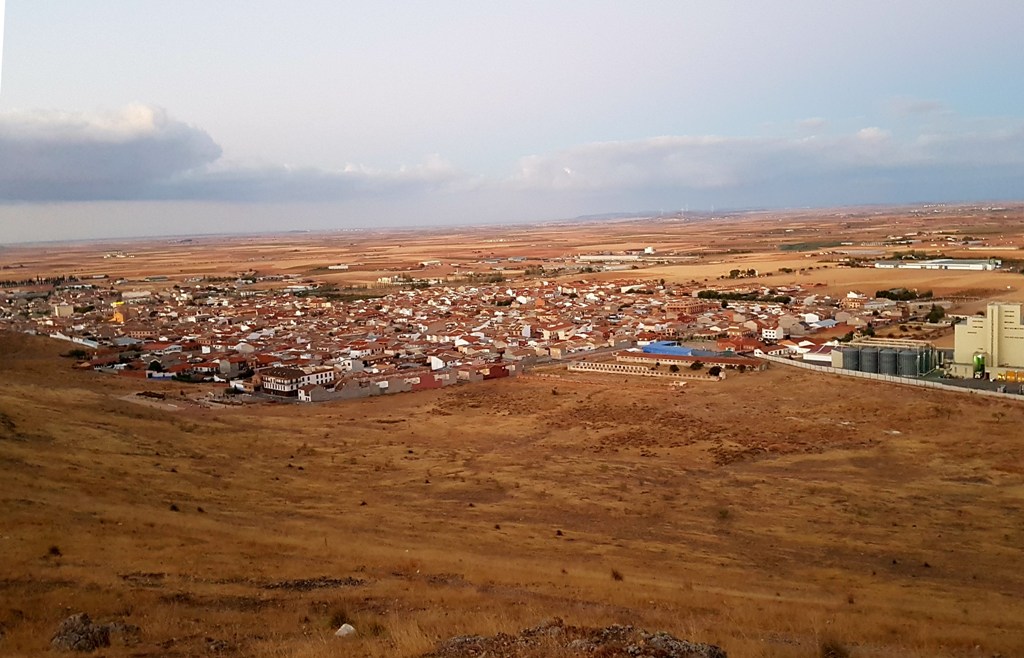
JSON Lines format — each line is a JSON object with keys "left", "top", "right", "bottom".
{"left": 421, "top": 619, "right": 727, "bottom": 658}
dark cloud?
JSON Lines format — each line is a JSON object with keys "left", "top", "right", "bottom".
{"left": 0, "top": 106, "right": 460, "bottom": 202}
{"left": 0, "top": 105, "right": 222, "bottom": 200}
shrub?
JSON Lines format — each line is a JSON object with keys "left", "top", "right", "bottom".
{"left": 329, "top": 607, "right": 352, "bottom": 629}
{"left": 820, "top": 638, "right": 851, "bottom": 658}
{"left": 610, "top": 568, "right": 624, "bottom": 581}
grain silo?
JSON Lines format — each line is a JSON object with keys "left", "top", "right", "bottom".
{"left": 841, "top": 346, "right": 860, "bottom": 371}
{"left": 860, "top": 346, "right": 879, "bottom": 374}
{"left": 898, "top": 349, "right": 920, "bottom": 377}
{"left": 879, "top": 348, "right": 898, "bottom": 375}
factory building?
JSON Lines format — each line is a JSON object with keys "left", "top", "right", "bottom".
{"left": 873, "top": 258, "right": 1000, "bottom": 271}
{"left": 831, "top": 337, "right": 937, "bottom": 377}
{"left": 950, "top": 302, "right": 1024, "bottom": 380}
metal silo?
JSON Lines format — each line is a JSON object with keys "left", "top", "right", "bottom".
{"left": 842, "top": 346, "right": 860, "bottom": 371}
{"left": 898, "top": 349, "right": 919, "bottom": 377}
{"left": 860, "top": 346, "right": 879, "bottom": 373}
{"left": 879, "top": 348, "right": 898, "bottom": 375}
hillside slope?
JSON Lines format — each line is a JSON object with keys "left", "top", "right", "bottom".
{"left": 1, "top": 333, "right": 1022, "bottom": 657}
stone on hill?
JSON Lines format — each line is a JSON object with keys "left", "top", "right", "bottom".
{"left": 335, "top": 623, "right": 357, "bottom": 638}
{"left": 51, "top": 613, "right": 111, "bottom": 652}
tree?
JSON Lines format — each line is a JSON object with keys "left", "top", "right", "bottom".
{"left": 689, "top": 360, "right": 705, "bottom": 371}
{"left": 708, "top": 365, "right": 723, "bottom": 377}
{"left": 925, "top": 304, "right": 946, "bottom": 323}
{"left": 148, "top": 360, "right": 164, "bottom": 372}
{"left": 669, "top": 364, "right": 680, "bottom": 373}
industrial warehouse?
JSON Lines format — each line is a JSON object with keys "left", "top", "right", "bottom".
{"left": 873, "top": 258, "right": 1001, "bottom": 271}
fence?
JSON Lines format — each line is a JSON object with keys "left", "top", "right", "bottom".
{"left": 759, "top": 353, "right": 1024, "bottom": 403}
{"left": 567, "top": 361, "right": 722, "bottom": 381}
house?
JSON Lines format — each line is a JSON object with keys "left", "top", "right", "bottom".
{"left": 298, "top": 384, "right": 337, "bottom": 403}
{"left": 429, "top": 352, "right": 462, "bottom": 371}
{"left": 753, "top": 344, "right": 789, "bottom": 357}
{"left": 257, "top": 366, "right": 335, "bottom": 397}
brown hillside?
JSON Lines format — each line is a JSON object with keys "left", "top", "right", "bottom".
{"left": 1, "top": 332, "right": 1023, "bottom": 657}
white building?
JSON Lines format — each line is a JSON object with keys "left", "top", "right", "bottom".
{"left": 874, "top": 258, "right": 1000, "bottom": 271}
{"left": 258, "top": 366, "right": 335, "bottom": 396}
{"left": 951, "top": 302, "right": 1024, "bottom": 380}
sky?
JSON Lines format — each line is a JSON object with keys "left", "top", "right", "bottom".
{"left": 1, "top": 1, "right": 1023, "bottom": 243}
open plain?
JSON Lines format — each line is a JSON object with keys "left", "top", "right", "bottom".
{"left": 4, "top": 204, "right": 1024, "bottom": 304}
{"left": 2, "top": 205, "right": 1024, "bottom": 657}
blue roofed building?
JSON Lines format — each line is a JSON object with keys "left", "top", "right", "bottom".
{"left": 640, "top": 341, "right": 721, "bottom": 358}
{"left": 641, "top": 341, "right": 696, "bottom": 357}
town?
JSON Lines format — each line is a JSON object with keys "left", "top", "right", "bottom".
{"left": 5, "top": 249, "right": 1022, "bottom": 404}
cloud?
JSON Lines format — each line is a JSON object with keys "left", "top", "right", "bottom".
{"left": 855, "top": 126, "right": 890, "bottom": 141}
{"left": 0, "top": 105, "right": 462, "bottom": 202}
{"left": 504, "top": 122, "right": 1024, "bottom": 206}
{"left": 2, "top": 104, "right": 1023, "bottom": 213}
{"left": 160, "top": 154, "right": 464, "bottom": 202}
{"left": 0, "top": 105, "right": 222, "bottom": 200}
{"left": 797, "top": 117, "right": 827, "bottom": 131}
{"left": 888, "top": 96, "right": 949, "bottom": 117}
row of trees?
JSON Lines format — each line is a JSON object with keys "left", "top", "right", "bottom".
{"left": 875, "top": 288, "right": 932, "bottom": 301}
{"left": 0, "top": 274, "right": 80, "bottom": 288}
{"left": 697, "top": 289, "right": 792, "bottom": 304}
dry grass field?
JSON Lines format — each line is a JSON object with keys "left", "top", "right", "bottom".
{"left": 2, "top": 333, "right": 1024, "bottom": 657}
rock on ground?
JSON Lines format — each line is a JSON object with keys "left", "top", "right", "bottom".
{"left": 51, "top": 613, "right": 111, "bottom": 652}
{"left": 421, "top": 619, "right": 727, "bottom": 658}
{"left": 335, "top": 623, "right": 357, "bottom": 638}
